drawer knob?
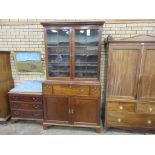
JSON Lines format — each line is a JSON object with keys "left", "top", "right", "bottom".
{"left": 117, "top": 118, "right": 122, "bottom": 123}
{"left": 147, "top": 120, "right": 152, "bottom": 124}
{"left": 149, "top": 107, "right": 153, "bottom": 112}
{"left": 119, "top": 105, "right": 123, "bottom": 110}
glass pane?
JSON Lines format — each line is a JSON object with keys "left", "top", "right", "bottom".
{"left": 75, "top": 29, "right": 99, "bottom": 46}
{"left": 47, "top": 29, "right": 70, "bottom": 77}
{"left": 75, "top": 28, "right": 100, "bottom": 78}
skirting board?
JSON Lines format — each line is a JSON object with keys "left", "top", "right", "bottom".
{"left": 0, "top": 115, "right": 11, "bottom": 122}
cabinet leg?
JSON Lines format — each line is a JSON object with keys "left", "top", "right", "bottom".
{"left": 95, "top": 127, "right": 101, "bottom": 133}
{"left": 11, "top": 119, "right": 17, "bottom": 124}
{"left": 43, "top": 124, "right": 48, "bottom": 130}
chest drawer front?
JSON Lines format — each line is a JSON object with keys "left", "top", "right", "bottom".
{"left": 106, "top": 102, "right": 135, "bottom": 112}
{"left": 52, "top": 85, "right": 89, "bottom": 96}
{"left": 10, "top": 102, "right": 43, "bottom": 110}
{"left": 137, "top": 103, "right": 155, "bottom": 114}
{"left": 9, "top": 95, "right": 42, "bottom": 102}
{"left": 107, "top": 112, "right": 155, "bottom": 128}
{"left": 12, "top": 110, "right": 43, "bottom": 119}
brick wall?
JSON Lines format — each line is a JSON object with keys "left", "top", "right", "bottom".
{"left": 0, "top": 19, "right": 155, "bottom": 103}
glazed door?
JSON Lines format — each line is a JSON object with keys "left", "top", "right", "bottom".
{"left": 70, "top": 97, "right": 99, "bottom": 126}
{"left": 43, "top": 96, "right": 70, "bottom": 124}
{"left": 107, "top": 44, "right": 141, "bottom": 100}
{"left": 137, "top": 44, "right": 155, "bottom": 101}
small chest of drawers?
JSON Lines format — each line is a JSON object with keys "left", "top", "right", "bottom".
{"left": 9, "top": 94, "right": 43, "bottom": 122}
{"left": 8, "top": 80, "right": 43, "bottom": 123}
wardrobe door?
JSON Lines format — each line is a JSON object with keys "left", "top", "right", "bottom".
{"left": 107, "top": 44, "right": 141, "bottom": 100}
{"left": 137, "top": 44, "right": 155, "bottom": 101}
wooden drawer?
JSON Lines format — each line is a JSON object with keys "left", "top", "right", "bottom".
{"left": 90, "top": 85, "right": 100, "bottom": 97}
{"left": 9, "top": 94, "right": 42, "bottom": 103}
{"left": 43, "top": 84, "right": 53, "bottom": 95}
{"left": 52, "top": 85, "right": 89, "bottom": 96}
{"left": 10, "top": 101, "right": 43, "bottom": 110}
{"left": 106, "top": 102, "right": 135, "bottom": 112}
{"left": 11, "top": 110, "right": 43, "bottom": 119}
{"left": 137, "top": 103, "right": 155, "bottom": 114}
{"left": 106, "top": 112, "right": 155, "bottom": 128}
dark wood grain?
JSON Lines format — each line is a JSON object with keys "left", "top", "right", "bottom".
{"left": 0, "top": 52, "right": 14, "bottom": 121}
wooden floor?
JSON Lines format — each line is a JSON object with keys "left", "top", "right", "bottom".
{"left": 0, "top": 120, "right": 143, "bottom": 135}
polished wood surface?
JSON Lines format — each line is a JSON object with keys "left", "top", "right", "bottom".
{"left": 71, "top": 97, "right": 99, "bottom": 125}
{"left": 138, "top": 45, "right": 155, "bottom": 101}
{"left": 106, "top": 102, "right": 135, "bottom": 112}
{"left": 42, "top": 22, "right": 103, "bottom": 132}
{"left": 9, "top": 93, "right": 43, "bottom": 122}
{"left": 105, "top": 35, "right": 155, "bottom": 131}
{"left": 107, "top": 45, "right": 140, "bottom": 100}
{"left": 0, "top": 52, "right": 14, "bottom": 121}
{"left": 106, "top": 112, "right": 155, "bottom": 129}
{"left": 136, "top": 102, "right": 155, "bottom": 114}
{"left": 43, "top": 96, "right": 69, "bottom": 124}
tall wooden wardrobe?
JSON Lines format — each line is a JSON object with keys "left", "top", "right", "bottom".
{"left": 0, "top": 52, "right": 14, "bottom": 121}
{"left": 105, "top": 35, "right": 155, "bottom": 131}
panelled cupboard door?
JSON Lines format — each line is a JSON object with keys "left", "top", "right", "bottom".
{"left": 138, "top": 44, "right": 155, "bottom": 101}
{"left": 43, "top": 96, "right": 70, "bottom": 124}
{"left": 107, "top": 44, "right": 141, "bottom": 100}
{"left": 71, "top": 97, "right": 99, "bottom": 125}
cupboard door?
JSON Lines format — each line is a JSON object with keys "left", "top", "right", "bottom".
{"left": 107, "top": 44, "right": 141, "bottom": 100}
{"left": 43, "top": 96, "right": 70, "bottom": 124}
{"left": 71, "top": 97, "right": 99, "bottom": 125}
{"left": 138, "top": 45, "right": 155, "bottom": 101}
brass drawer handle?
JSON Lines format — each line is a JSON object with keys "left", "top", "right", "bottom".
{"left": 119, "top": 105, "right": 123, "bottom": 110}
{"left": 117, "top": 118, "right": 122, "bottom": 123}
{"left": 32, "top": 97, "right": 39, "bottom": 102}
{"left": 13, "top": 111, "right": 21, "bottom": 116}
{"left": 32, "top": 104, "right": 40, "bottom": 109}
{"left": 149, "top": 107, "right": 153, "bottom": 112}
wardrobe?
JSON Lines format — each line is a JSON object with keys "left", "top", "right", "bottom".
{"left": 0, "top": 52, "right": 14, "bottom": 121}
{"left": 105, "top": 35, "right": 155, "bottom": 131}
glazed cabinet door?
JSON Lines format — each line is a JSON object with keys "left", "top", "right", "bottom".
{"left": 71, "top": 97, "right": 99, "bottom": 126}
{"left": 137, "top": 44, "right": 155, "bottom": 101}
{"left": 107, "top": 44, "right": 141, "bottom": 100}
{"left": 43, "top": 96, "right": 70, "bottom": 124}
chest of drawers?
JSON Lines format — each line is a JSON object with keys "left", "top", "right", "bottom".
{"left": 8, "top": 80, "right": 43, "bottom": 123}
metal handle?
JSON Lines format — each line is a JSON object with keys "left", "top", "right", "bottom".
{"left": 71, "top": 109, "right": 74, "bottom": 114}
{"left": 32, "top": 97, "right": 39, "bottom": 102}
{"left": 68, "top": 109, "right": 74, "bottom": 114}
{"left": 119, "top": 105, "right": 123, "bottom": 110}
{"left": 117, "top": 118, "right": 122, "bottom": 123}
{"left": 13, "top": 111, "right": 20, "bottom": 116}
{"left": 147, "top": 120, "right": 152, "bottom": 124}
{"left": 33, "top": 104, "right": 40, "bottom": 109}
{"left": 149, "top": 107, "right": 153, "bottom": 112}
